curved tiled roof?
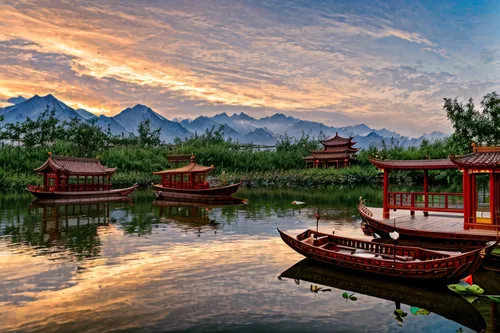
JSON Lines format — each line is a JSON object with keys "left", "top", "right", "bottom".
{"left": 368, "top": 157, "right": 457, "bottom": 170}
{"left": 153, "top": 162, "right": 214, "bottom": 175}
{"left": 320, "top": 133, "right": 356, "bottom": 147}
{"left": 34, "top": 155, "right": 116, "bottom": 175}
{"left": 451, "top": 150, "right": 500, "bottom": 168}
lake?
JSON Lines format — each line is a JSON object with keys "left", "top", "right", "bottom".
{"left": 0, "top": 187, "right": 498, "bottom": 333}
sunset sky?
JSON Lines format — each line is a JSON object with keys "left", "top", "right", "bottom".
{"left": 0, "top": 0, "right": 499, "bottom": 136}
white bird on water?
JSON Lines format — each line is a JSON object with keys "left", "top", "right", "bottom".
{"left": 292, "top": 201, "right": 305, "bottom": 205}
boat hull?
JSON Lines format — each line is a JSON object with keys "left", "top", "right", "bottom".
{"left": 278, "top": 228, "right": 488, "bottom": 280}
{"left": 153, "top": 182, "right": 242, "bottom": 203}
{"left": 27, "top": 184, "right": 138, "bottom": 200}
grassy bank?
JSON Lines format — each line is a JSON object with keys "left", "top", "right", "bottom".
{"left": 0, "top": 124, "right": 461, "bottom": 192}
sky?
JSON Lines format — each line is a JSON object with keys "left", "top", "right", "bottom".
{"left": 0, "top": 0, "right": 499, "bottom": 136}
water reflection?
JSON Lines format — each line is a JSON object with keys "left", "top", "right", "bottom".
{"left": 279, "top": 259, "right": 486, "bottom": 332}
{"left": 2, "top": 200, "right": 128, "bottom": 260}
{"left": 0, "top": 188, "right": 498, "bottom": 333}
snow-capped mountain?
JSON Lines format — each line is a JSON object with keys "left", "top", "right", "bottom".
{"left": 1, "top": 94, "right": 450, "bottom": 147}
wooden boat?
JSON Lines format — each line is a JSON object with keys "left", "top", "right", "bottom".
{"left": 28, "top": 184, "right": 138, "bottom": 200}
{"left": 27, "top": 154, "right": 138, "bottom": 200}
{"left": 152, "top": 154, "right": 242, "bottom": 203}
{"left": 278, "top": 228, "right": 492, "bottom": 280}
{"left": 279, "top": 259, "right": 487, "bottom": 332}
{"left": 30, "top": 196, "right": 133, "bottom": 206}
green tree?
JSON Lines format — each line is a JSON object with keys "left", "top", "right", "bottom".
{"left": 137, "top": 119, "right": 161, "bottom": 147}
{"left": 444, "top": 92, "right": 500, "bottom": 153}
{"left": 1, "top": 107, "right": 63, "bottom": 147}
{"left": 64, "top": 117, "right": 110, "bottom": 157}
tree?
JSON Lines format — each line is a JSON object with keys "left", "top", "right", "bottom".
{"left": 1, "top": 106, "right": 63, "bottom": 147}
{"left": 444, "top": 92, "right": 500, "bottom": 153}
{"left": 64, "top": 117, "right": 110, "bottom": 157}
{"left": 137, "top": 119, "right": 161, "bottom": 147}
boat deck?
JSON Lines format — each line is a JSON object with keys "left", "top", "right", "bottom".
{"left": 368, "top": 207, "right": 498, "bottom": 238}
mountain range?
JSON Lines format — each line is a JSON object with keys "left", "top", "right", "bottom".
{"left": 0, "top": 94, "right": 449, "bottom": 148}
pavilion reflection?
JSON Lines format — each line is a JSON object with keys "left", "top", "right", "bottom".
{"left": 279, "top": 259, "right": 487, "bottom": 332}
{"left": 3, "top": 199, "right": 132, "bottom": 259}
{"left": 153, "top": 200, "right": 222, "bottom": 233}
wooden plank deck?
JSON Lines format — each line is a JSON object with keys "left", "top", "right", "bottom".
{"left": 368, "top": 207, "right": 498, "bottom": 237}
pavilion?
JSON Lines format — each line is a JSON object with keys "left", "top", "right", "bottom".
{"left": 304, "top": 133, "right": 358, "bottom": 168}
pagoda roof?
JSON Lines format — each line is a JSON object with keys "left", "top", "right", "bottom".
{"left": 368, "top": 157, "right": 457, "bottom": 170}
{"left": 450, "top": 146, "right": 500, "bottom": 168}
{"left": 154, "top": 155, "right": 213, "bottom": 175}
{"left": 311, "top": 146, "right": 359, "bottom": 153}
{"left": 320, "top": 133, "right": 356, "bottom": 147}
{"left": 34, "top": 155, "right": 116, "bottom": 176}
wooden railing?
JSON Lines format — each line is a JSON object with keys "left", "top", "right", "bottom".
{"left": 388, "top": 192, "right": 463, "bottom": 213}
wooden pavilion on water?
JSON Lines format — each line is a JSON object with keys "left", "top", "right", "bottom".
{"left": 358, "top": 145, "right": 500, "bottom": 249}
{"left": 27, "top": 153, "right": 138, "bottom": 200}
{"left": 303, "top": 133, "right": 358, "bottom": 168}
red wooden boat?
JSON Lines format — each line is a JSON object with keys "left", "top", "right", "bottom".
{"left": 278, "top": 228, "right": 492, "bottom": 280}
{"left": 152, "top": 154, "right": 242, "bottom": 203}
{"left": 27, "top": 154, "right": 138, "bottom": 199}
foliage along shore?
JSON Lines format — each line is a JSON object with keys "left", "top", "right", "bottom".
{"left": 1, "top": 92, "right": 498, "bottom": 192}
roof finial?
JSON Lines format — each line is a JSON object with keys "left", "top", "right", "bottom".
{"left": 336, "top": 131, "right": 338, "bottom": 136}
{"left": 190, "top": 153, "right": 196, "bottom": 163}
{"left": 48, "top": 151, "right": 52, "bottom": 156}
{"left": 471, "top": 142, "right": 477, "bottom": 153}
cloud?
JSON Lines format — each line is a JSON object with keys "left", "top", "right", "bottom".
{"left": 0, "top": 0, "right": 497, "bottom": 136}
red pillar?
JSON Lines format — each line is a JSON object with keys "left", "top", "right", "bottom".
{"left": 463, "top": 170, "right": 469, "bottom": 229}
{"left": 423, "top": 170, "right": 429, "bottom": 216}
{"left": 490, "top": 172, "right": 496, "bottom": 225}
{"left": 383, "top": 169, "right": 390, "bottom": 219}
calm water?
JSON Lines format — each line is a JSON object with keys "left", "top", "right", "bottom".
{"left": 0, "top": 188, "right": 498, "bottom": 333}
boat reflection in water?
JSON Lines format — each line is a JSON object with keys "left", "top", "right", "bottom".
{"left": 13, "top": 197, "right": 133, "bottom": 259}
{"left": 152, "top": 199, "right": 246, "bottom": 235}
{"left": 279, "top": 259, "right": 487, "bottom": 332}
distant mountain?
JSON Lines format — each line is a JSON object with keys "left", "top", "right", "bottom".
{"left": 0, "top": 94, "right": 83, "bottom": 124}
{"left": 184, "top": 116, "right": 222, "bottom": 133}
{"left": 372, "top": 128, "right": 400, "bottom": 138}
{"left": 113, "top": 104, "right": 190, "bottom": 142}
{"left": 243, "top": 128, "right": 276, "bottom": 145}
{"left": 421, "top": 131, "right": 449, "bottom": 141}
{"left": 338, "top": 124, "right": 372, "bottom": 137}
{"left": 75, "top": 108, "right": 97, "bottom": 120}
{"left": 210, "top": 112, "right": 252, "bottom": 135}
{"left": 2, "top": 93, "right": 450, "bottom": 147}
{"left": 231, "top": 112, "right": 254, "bottom": 122}
{"left": 96, "top": 115, "right": 130, "bottom": 136}
{"left": 253, "top": 113, "right": 300, "bottom": 135}
{"left": 288, "top": 120, "right": 337, "bottom": 138}
{"left": 7, "top": 96, "right": 27, "bottom": 105}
